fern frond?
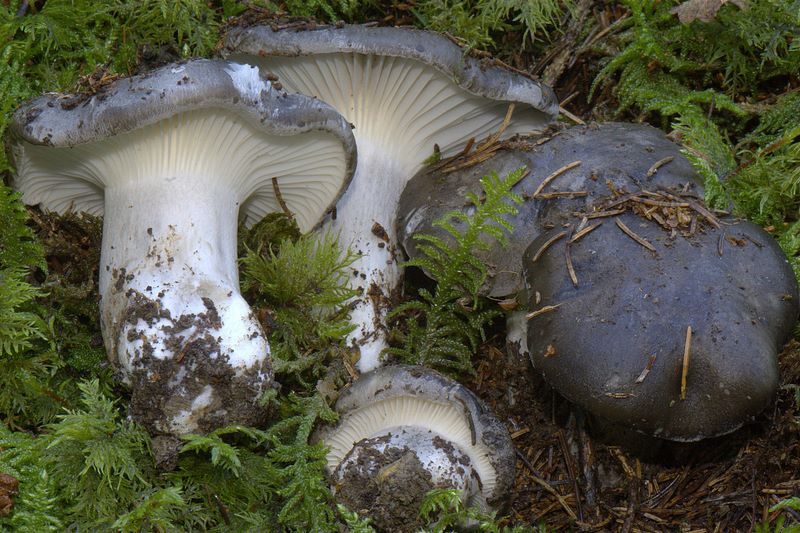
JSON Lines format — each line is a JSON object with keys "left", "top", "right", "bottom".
{"left": 388, "top": 167, "right": 525, "bottom": 376}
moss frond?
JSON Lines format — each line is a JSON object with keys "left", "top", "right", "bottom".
{"left": 241, "top": 230, "right": 357, "bottom": 387}
{"left": 413, "top": 0, "right": 569, "bottom": 50}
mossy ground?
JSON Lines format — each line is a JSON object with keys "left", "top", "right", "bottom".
{"left": 1, "top": 0, "right": 799, "bottom": 531}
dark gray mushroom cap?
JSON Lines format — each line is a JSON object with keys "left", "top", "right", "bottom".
{"left": 223, "top": 24, "right": 559, "bottom": 120}
{"left": 9, "top": 58, "right": 356, "bottom": 231}
{"left": 524, "top": 214, "right": 799, "bottom": 441}
{"left": 397, "top": 122, "right": 703, "bottom": 298}
{"left": 315, "top": 365, "right": 515, "bottom": 509}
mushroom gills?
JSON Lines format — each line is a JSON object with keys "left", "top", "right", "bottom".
{"left": 324, "top": 395, "right": 496, "bottom": 505}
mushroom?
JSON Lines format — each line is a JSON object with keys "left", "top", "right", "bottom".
{"left": 524, "top": 215, "right": 799, "bottom": 441}
{"left": 397, "top": 121, "right": 800, "bottom": 440}
{"left": 397, "top": 122, "right": 702, "bottom": 358}
{"left": 223, "top": 24, "right": 558, "bottom": 370}
{"left": 8, "top": 59, "right": 356, "bottom": 437}
{"left": 315, "top": 365, "right": 515, "bottom": 531}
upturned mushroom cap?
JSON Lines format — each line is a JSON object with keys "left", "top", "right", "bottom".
{"left": 8, "top": 59, "right": 357, "bottom": 437}
{"left": 223, "top": 24, "right": 558, "bottom": 370}
{"left": 524, "top": 214, "right": 799, "bottom": 441}
{"left": 398, "top": 122, "right": 702, "bottom": 299}
{"left": 10, "top": 59, "right": 356, "bottom": 232}
{"left": 315, "top": 365, "right": 515, "bottom": 511}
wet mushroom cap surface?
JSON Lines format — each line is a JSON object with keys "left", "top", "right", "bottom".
{"left": 398, "top": 121, "right": 799, "bottom": 440}
{"left": 397, "top": 122, "right": 702, "bottom": 298}
{"left": 524, "top": 213, "right": 799, "bottom": 441}
{"left": 315, "top": 365, "right": 515, "bottom": 510}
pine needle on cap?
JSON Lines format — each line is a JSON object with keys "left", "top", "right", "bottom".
{"left": 526, "top": 304, "right": 561, "bottom": 320}
{"left": 565, "top": 240, "right": 578, "bottom": 287}
{"left": 635, "top": 355, "right": 657, "bottom": 384}
{"left": 533, "top": 161, "right": 582, "bottom": 198}
{"left": 531, "top": 231, "right": 567, "bottom": 262}
{"left": 536, "top": 190, "right": 589, "bottom": 199}
{"left": 646, "top": 156, "right": 674, "bottom": 177}
{"left": 570, "top": 222, "right": 602, "bottom": 243}
{"left": 680, "top": 326, "right": 692, "bottom": 400}
{"left": 615, "top": 218, "right": 656, "bottom": 252}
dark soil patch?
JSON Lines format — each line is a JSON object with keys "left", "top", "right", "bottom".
{"left": 336, "top": 443, "right": 438, "bottom": 533}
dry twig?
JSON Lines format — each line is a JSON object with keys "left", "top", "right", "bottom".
{"left": 681, "top": 326, "right": 692, "bottom": 400}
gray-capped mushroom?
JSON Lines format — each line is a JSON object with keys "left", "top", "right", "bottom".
{"left": 397, "top": 122, "right": 703, "bottom": 357}
{"left": 315, "top": 365, "right": 515, "bottom": 530}
{"left": 398, "top": 121, "right": 799, "bottom": 440}
{"left": 524, "top": 215, "right": 798, "bottom": 441}
{"left": 398, "top": 123, "right": 700, "bottom": 298}
{"left": 9, "top": 59, "right": 356, "bottom": 437}
{"left": 223, "top": 24, "right": 558, "bottom": 370}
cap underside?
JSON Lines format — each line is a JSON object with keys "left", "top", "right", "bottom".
{"left": 228, "top": 53, "right": 548, "bottom": 163}
{"left": 13, "top": 108, "right": 348, "bottom": 232}
{"left": 323, "top": 395, "right": 497, "bottom": 496}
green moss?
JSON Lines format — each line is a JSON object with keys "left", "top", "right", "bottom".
{"left": 241, "top": 229, "right": 358, "bottom": 388}
{"left": 412, "top": 0, "right": 569, "bottom": 50}
{"left": 591, "top": 0, "right": 800, "bottom": 282}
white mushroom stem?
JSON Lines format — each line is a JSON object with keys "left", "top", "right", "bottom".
{"left": 505, "top": 309, "right": 529, "bottom": 360}
{"left": 100, "top": 179, "right": 268, "bottom": 383}
{"left": 327, "top": 140, "right": 405, "bottom": 370}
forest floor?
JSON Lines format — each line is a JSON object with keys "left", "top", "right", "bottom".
{"left": 464, "top": 331, "right": 800, "bottom": 531}
{"left": 3, "top": 1, "right": 799, "bottom": 530}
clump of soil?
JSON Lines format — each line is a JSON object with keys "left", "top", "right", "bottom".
{"left": 120, "top": 290, "right": 271, "bottom": 448}
{"left": 335, "top": 444, "right": 439, "bottom": 533}
{"left": 0, "top": 473, "right": 19, "bottom": 517}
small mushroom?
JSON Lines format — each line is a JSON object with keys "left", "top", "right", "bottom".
{"left": 223, "top": 24, "right": 558, "bottom": 371}
{"left": 9, "top": 59, "right": 356, "bottom": 437}
{"left": 315, "top": 365, "right": 515, "bottom": 531}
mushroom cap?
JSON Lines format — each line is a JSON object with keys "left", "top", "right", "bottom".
{"left": 223, "top": 25, "right": 557, "bottom": 166}
{"left": 224, "top": 23, "right": 559, "bottom": 125}
{"left": 9, "top": 58, "right": 356, "bottom": 232}
{"left": 524, "top": 214, "right": 799, "bottom": 441}
{"left": 398, "top": 122, "right": 703, "bottom": 298}
{"left": 315, "top": 365, "right": 515, "bottom": 509}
